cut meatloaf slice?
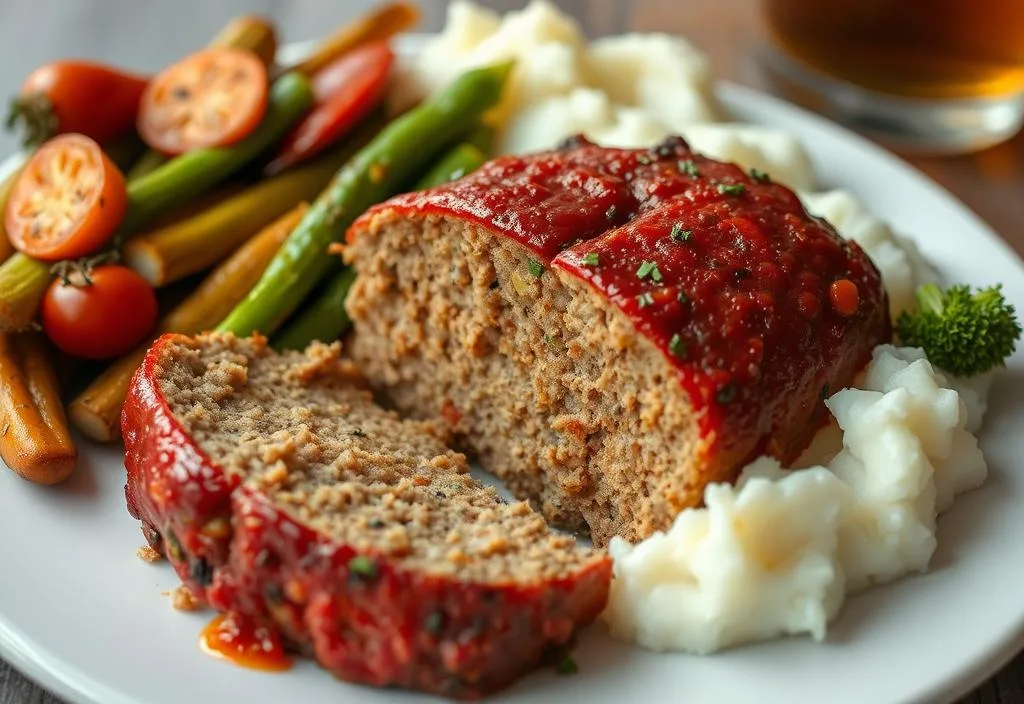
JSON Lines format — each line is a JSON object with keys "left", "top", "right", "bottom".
{"left": 122, "top": 332, "right": 609, "bottom": 698}
{"left": 344, "top": 135, "right": 892, "bottom": 546}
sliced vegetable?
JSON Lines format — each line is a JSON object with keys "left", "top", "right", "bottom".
{"left": 218, "top": 62, "right": 512, "bottom": 337}
{"left": 415, "top": 142, "right": 488, "bottom": 189}
{"left": 894, "top": 283, "right": 1021, "bottom": 377}
{"left": 0, "top": 72, "right": 313, "bottom": 332}
{"left": 138, "top": 48, "right": 269, "bottom": 155}
{"left": 0, "top": 332, "right": 76, "bottom": 484}
{"left": 70, "top": 204, "right": 308, "bottom": 442}
{"left": 128, "top": 15, "right": 280, "bottom": 181}
{"left": 0, "top": 156, "right": 28, "bottom": 264}
{"left": 6, "top": 134, "right": 128, "bottom": 261}
{"left": 125, "top": 129, "right": 375, "bottom": 286}
{"left": 265, "top": 42, "right": 393, "bottom": 175}
{"left": 6, "top": 61, "right": 149, "bottom": 149}
{"left": 210, "top": 14, "right": 278, "bottom": 68}
{"left": 288, "top": 1, "right": 419, "bottom": 77}
{"left": 0, "top": 254, "right": 49, "bottom": 330}
{"left": 273, "top": 267, "right": 356, "bottom": 351}
{"left": 41, "top": 264, "right": 158, "bottom": 359}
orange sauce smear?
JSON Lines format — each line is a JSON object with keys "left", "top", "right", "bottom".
{"left": 199, "top": 612, "right": 292, "bottom": 672}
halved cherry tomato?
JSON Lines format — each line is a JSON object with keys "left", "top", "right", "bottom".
{"left": 8, "top": 61, "right": 149, "bottom": 148}
{"left": 138, "top": 48, "right": 269, "bottom": 155}
{"left": 265, "top": 42, "right": 393, "bottom": 175}
{"left": 5, "top": 134, "right": 128, "bottom": 262}
{"left": 41, "top": 265, "right": 158, "bottom": 360}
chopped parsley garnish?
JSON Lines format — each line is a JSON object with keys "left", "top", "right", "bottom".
{"left": 749, "top": 167, "right": 771, "bottom": 183}
{"left": 556, "top": 656, "right": 579, "bottom": 676}
{"left": 717, "top": 182, "right": 746, "bottom": 196}
{"left": 425, "top": 610, "right": 445, "bottom": 636}
{"left": 543, "top": 333, "right": 553, "bottom": 344}
{"left": 636, "top": 260, "right": 662, "bottom": 282}
{"left": 670, "top": 223, "right": 693, "bottom": 242}
{"left": 669, "top": 333, "right": 686, "bottom": 357}
{"left": 677, "top": 291, "right": 689, "bottom": 304}
{"left": 348, "top": 556, "right": 379, "bottom": 580}
{"left": 679, "top": 159, "right": 700, "bottom": 177}
{"left": 605, "top": 204, "right": 618, "bottom": 221}
{"left": 636, "top": 292, "right": 655, "bottom": 308}
{"left": 580, "top": 252, "right": 600, "bottom": 267}
{"left": 527, "top": 258, "right": 544, "bottom": 278}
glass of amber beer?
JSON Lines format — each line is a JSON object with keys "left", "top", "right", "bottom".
{"left": 761, "top": 0, "right": 1024, "bottom": 153}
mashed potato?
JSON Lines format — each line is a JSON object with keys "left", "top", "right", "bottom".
{"left": 604, "top": 346, "right": 987, "bottom": 653}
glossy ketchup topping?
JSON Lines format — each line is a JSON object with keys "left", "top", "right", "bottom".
{"left": 199, "top": 612, "right": 292, "bottom": 672}
{"left": 351, "top": 135, "right": 890, "bottom": 460}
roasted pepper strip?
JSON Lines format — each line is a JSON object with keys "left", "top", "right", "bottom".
{"left": 0, "top": 332, "right": 76, "bottom": 484}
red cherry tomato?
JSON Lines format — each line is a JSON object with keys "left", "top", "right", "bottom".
{"left": 9, "top": 61, "right": 149, "bottom": 148}
{"left": 5, "top": 134, "right": 128, "bottom": 262}
{"left": 265, "top": 42, "right": 393, "bottom": 175}
{"left": 138, "top": 48, "right": 269, "bottom": 155}
{"left": 41, "top": 265, "right": 158, "bottom": 360}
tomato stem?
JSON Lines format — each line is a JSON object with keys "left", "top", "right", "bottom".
{"left": 5, "top": 94, "right": 59, "bottom": 149}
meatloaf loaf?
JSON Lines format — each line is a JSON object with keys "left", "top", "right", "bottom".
{"left": 122, "top": 332, "right": 609, "bottom": 698}
{"left": 344, "top": 135, "right": 891, "bottom": 546}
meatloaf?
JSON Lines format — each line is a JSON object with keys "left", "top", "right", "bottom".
{"left": 344, "top": 135, "right": 892, "bottom": 546}
{"left": 122, "top": 332, "right": 609, "bottom": 698}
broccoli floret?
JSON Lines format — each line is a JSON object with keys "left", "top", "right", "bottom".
{"left": 894, "top": 283, "right": 1021, "bottom": 377}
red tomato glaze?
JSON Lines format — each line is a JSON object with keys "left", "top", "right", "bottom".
{"left": 351, "top": 135, "right": 891, "bottom": 462}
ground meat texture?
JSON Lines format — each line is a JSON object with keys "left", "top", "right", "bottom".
{"left": 121, "top": 332, "right": 609, "bottom": 698}
{"left": 344, "top": 135, "right": 891, "bottom": 546}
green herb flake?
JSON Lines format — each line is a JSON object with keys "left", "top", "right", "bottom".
{"left": 636, "top": 260, "right": 662, "bottom": 282}
{"left": 670, "top": 223, "right": 693, "bottom": 242}
{"left": 679, "top": 159, "right": 700, "bottom": 177}
{"left": 677, "top": 291, "right": 689, "bottom": 305}
{"left": 556, "top": 656, "right": 579, "bottom": 676}
{"left": 716, "top": 382, "right": 738, "bottom": 404}
{"left": 636, "top": 292, "right": 655, "bottom": 308}
{"left": 425, "top": 610, "right": 445, "bottom": 636}
{"left": 348, "top": 555, "right": 379, "bottom": 580}
{"left": 527, "top": 258, "right": 544, "bottom": 278}
{"left": 580, "top": 252, "right": 600, "bottom": 267}
{"left": 669, "top": 333, "right": 686, "bottom": 357}
{"left": 749, "top": 167, "right": 771, "bottom": 183}
{"left": 717, "top": 182, "right": 746, "bottom": 196}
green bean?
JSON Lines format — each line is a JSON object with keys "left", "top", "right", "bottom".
{"left": 217, "top": 60, "right": 514, "bottom": 338}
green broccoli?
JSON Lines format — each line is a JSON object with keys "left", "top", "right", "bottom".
{"left": 894, "top": 283, "right": 1021, "bottom": 377}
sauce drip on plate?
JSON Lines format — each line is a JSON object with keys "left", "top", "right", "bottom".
{"left": 199, "top": 612, "right": 292, "bottom": 672}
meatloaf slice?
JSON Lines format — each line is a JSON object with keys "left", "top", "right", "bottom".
{"left": 344, "top": 135, "right": 891, "bottom": 546}
{"left": 122, "top": 332, "right": 610, "bottom": 698}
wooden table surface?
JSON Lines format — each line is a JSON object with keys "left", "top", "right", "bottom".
{"left": 0, "top": 1, "right": 1021, "bottom": 703}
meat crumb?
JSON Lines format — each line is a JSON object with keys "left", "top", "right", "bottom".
{"left": 136, "top": 546, "right": 162, "bottom": 563}
{"left": 172, "top": 585, "right": 202, "bottom": 612}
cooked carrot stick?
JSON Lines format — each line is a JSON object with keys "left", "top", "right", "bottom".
{"left": 69, "top": 203, "right": 308, "bottom": 442}
{"left": 0, "top": 332, "right": 76, "bottom": 484}
{"left": 288, "top": 2, "right": 419, "bottom": 77}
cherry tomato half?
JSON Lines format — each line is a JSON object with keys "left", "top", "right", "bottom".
{"left": 138, "top": 48, "right": 269, "bottom": 155}
{"left": 10, "top": 60, "right": 149, "bottom": 148}
{"left": 41, "top": 265, "right": 158, "bottom": 360}
{"left": 5, "top": 134, "right": 128, "bottom": 262}
{"left": 265, "top": 42, "right": 393, "bottom": 175}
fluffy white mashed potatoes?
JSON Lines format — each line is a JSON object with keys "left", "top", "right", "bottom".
{"left": 604, "top": 346, "right": 987, "bottom": 653}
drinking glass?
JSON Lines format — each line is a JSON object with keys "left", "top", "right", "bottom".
{"left": 760, "top": 0, "right": 1024, "bottom": 154}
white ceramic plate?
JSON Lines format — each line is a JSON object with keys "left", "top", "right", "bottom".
{"left": 1, "top": 36, "right": 1023, "bottom": 704}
